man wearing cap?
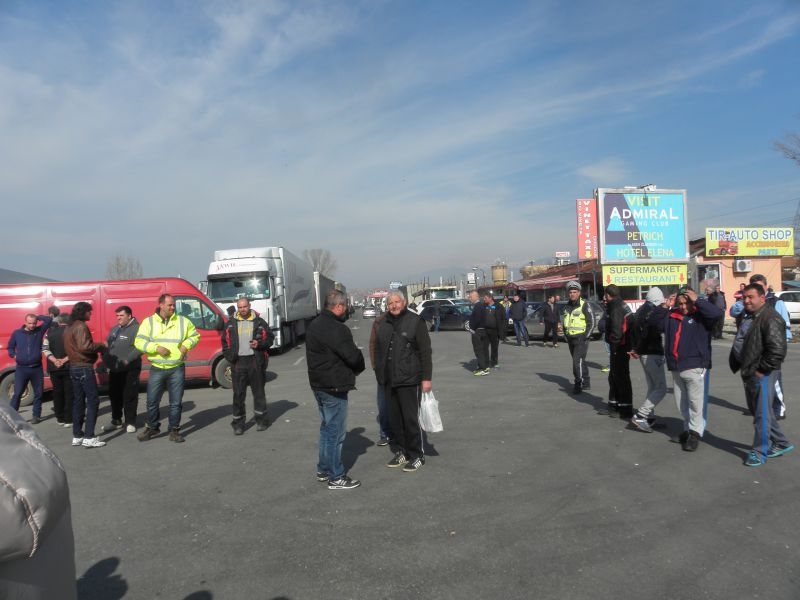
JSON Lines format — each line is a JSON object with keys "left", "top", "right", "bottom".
{"left": 629, "top": 287, "right": 668, "bottom": 432}
{"left": 562, "top": 280, "right": 595, "bottom": 394}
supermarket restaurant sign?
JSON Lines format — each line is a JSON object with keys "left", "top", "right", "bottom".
{"left": 705, "top": 227, "right": 794, "bottom": 257}
{"left": 602, "top": 264, "right": 688, "bottom": 287}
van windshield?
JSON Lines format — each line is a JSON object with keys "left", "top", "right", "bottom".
{"left": 207, "top": 273, "right": 270, "bottom": 302}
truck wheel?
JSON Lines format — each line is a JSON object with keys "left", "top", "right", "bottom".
{"left": 0, "top": 374, "right": 33, "bottom": 407}
{"left": 214, "top": 359, "right": 232, "bottom": 389}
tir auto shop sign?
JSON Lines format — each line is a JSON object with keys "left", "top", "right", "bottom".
{"left": 596, "top": 188, "right": 689, "bottom": 263}
{"left": 705, "top": 227, "right": 794, "bottom": 257}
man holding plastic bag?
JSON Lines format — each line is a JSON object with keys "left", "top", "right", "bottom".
{"left": 374, "top": 290, "right": 433, "bottom": 472}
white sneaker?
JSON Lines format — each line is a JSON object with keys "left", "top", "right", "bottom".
{"left": 126, "top": 424, "right": 136, "bottom": 433}
{"left": 72, "top": 437, "right": 84, "bottom": 446}
{"left": 82, "top": 437, "right": 106, "bottom": 448}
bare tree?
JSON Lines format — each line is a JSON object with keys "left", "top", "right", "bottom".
{"left": 303, "top": 248, "right": 337, "bottom": 277}
{"left": 775, "top": 131, "right": 800, "bottom": 167}
{"left": 105, "top": 254, "right": 143, "bottom": 280}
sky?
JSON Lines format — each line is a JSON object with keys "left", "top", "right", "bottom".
{"left": 2, "top": 0, "right": 800, "bottom": 291}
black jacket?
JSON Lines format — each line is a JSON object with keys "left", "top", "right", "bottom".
{"left": 603, "top": 297, "right": 628, "bottom": 350}
{"left": 729, "top": 304, "right": 786, "bottom": 378}
{"left": 468, "top": 301, "right": 487, "bottom": 330}
{"left": 631, "top": 301, "right": 664, "bottom": 356}
{"left": 305, "top": 310, "right": 365, "bottom": 393}
{"left": 221, "top": 312, "right": 274, "bottom": 369}
{"left": 509, "top": 299, "right": 526, "bottom": 321}
{"left": 374, "top": 309, "right": 432, "bottom": 387}
{"left": 541, "top": 302, "right": 559, "bottom": 324}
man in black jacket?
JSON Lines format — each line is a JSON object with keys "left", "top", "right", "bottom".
{"left": 102, "top": 306, "right": 143, "bottom": 434}
{"left": 222, "top": 298, "right": 275, "bottom": 436}
{"left": 731, "top": 283, "right": 794, "bottom": 467}
{"left": 600, "top": 285, "right": 633, "bottom": 418}
{"left": 483, "top": 293, "right": 505, "bottom": 367}
{"left": 629, "top": 287, "right": 667, "bottom": 433}
{"left": 509, "top": 293, "right": 529, "bottom": 347}
{"left": 374, "top": 290, "right": 432, "bottom": 472}
{"left": 305, "top": 290, "right": 365, "bottom": 489}
{"left": 467, "top": 289, "right": 490, "bottom": 376}
{"left": 541, "top": 295, "right": 559, "bottom": 348}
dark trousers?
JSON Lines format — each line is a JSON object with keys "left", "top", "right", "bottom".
{"left": 471, "top": 329, "right": 489, "bottom": 370}
{"left": 712, "top": 318, "right": 724, "bottom": 339}
{"left": 50, "top": 370, "right": 73, "bottom": 423}
{"left": 11, "top": 365, "right": 44, "bottom": 418}
{"left": 544, "top": 321, "right": 559, "bottom": 346}
{"left": 487, "top": 329, "right": 500, "bottom": 366}
{"left": 608, "top": 347, "right": 633, "bottom": 415}
{"left": 109, "top": 366, "right": 141, "bottom": 425}
{"left": 567, "top": 336, "right": 589, "bottom": 386}
{"left": 232, "top": 355, "right": 268, "bottom": 423}
{"left": 387, "top": 384, "right": 422, "bottom": 460}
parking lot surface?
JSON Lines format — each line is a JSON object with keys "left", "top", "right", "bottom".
{"left": 26, "top": 315, "right": 800, "bottom": 599}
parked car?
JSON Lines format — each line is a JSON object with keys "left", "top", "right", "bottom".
{"left": 414, "top": 298, "right": 468, "bottom": 314}
{"left": 775, "top": 291, "right": 800, "bottom": 323}
{"left": 362, "top": 305, "right": 380, "bottom": 318}
{"left": 524, "top": 300, "right": 604, "bottom": 340}
{"left": 419, "top": 304, "right": 472, "bottom": 331}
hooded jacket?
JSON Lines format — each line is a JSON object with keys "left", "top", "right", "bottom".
{"left": 648, "top": 298, "right": 723, "bottom": 371}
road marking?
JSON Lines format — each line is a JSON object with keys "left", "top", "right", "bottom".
{"left": 293, "top": 356, "right": 306, "bottom": 366}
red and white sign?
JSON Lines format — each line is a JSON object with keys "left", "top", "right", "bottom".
{"left": 576, "top": 199, "right": 599, "bottom": 260}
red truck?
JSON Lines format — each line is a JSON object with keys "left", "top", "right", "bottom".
{"left": 0, "top": 278, "right": 231, "bottom": 406}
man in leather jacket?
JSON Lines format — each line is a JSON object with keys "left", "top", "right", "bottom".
{"left": 730, "top": 283, "right": 794, "bottom": 467}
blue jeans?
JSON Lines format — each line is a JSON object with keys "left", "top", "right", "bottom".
{"left": 314, "top": 390, "right": 348, "bottom": 480}
{"left": 513, "top": 320, "right": 529, "bottom": 345}
{"left": 11, "top": 365, "right": 44, "bottom": 418}
{"left": 71, "top": 367, "right": 100, "bottom": 438}
{"left": 145, "top": 366, "right": 185, "bottom": 431}
{"left": 376, "top": 384, "right": 390, "bottom": 440}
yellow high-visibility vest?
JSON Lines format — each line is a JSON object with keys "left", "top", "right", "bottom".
{"left": 562, "top": 299, "right": 588, "bottom": 337}
{"left": 134, "top": 313, "right": 199, "bottom": 370}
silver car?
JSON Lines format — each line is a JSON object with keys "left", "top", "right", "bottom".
{"left": 362, "top": 305, "right": 380, "bottom": 318}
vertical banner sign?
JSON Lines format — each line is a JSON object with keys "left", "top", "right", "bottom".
{"left": 597, "top": 189, "right": 688, "bottom": 263}
{"left": 576, "top": 199, "right": 599, "bottom": 260}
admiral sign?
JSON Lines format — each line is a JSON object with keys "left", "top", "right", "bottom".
{"left": 597, "top": 188, "right": 689, "bottom": 263}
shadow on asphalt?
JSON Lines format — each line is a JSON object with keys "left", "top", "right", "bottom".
{"left": 701, "top": 429, "right": 750, "bottom": 459}
{"left": 707, "top": 393, "right": 745, "bottom": 415}
{"left": 459, "top": 360, "right": 479, "bottom": 373}
{"left": 76, "top": 557, "right": 127, "bottom": 599}
{"left": 535, "top": 372, "right": 604, "bottom": 411}
{"left": 342, "top": 426, "right": 371, "bottom": 471}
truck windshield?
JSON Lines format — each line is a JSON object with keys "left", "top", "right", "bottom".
{"left": 207, "top": 273, "right": 270, "bottom": 302}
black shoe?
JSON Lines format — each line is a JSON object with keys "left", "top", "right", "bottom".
{"left": 683, "top": 431, "right": 700, "bottom": 452}
{"left": 403, "top": 457, "right": 425, "bottom": 472}
{"left": 30, "top": 416, "right": 42, "bottom": 425}
{"left": 387, "top": 452, "right": 408, "bottom": 468}
{"left": 316, "top": 472, "right": 329, "bottom": 482}
{"left": 572, "top": 385, "right": 582, "bottom": 395}
{"left": 328, "top": 475, "right": 361, "bottom": 490}
{"left": 377, "top": 437, "right": 389, "bottom": 447}
{"left": 232, "top": 421, "right": 245, "bottom": 436}
{"left": 256, "top": 419, "right": 270, "bottom": 432}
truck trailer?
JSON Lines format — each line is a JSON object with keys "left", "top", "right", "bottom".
{"left": 205, "top": 247, "right": 320, "bottom": 351}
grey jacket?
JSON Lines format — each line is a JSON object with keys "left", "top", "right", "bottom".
{"left": 0, "top": 404, "right": 77, "bottom": 599}
{"left": 104, "top": 318, "right": 142, "bottom": 372}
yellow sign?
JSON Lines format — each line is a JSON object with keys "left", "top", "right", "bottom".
{"left": 705, "top": 228, "right": 794, "bottom": 257}
{"left": 602, "top": 264, "right": 688, "bottom": 287}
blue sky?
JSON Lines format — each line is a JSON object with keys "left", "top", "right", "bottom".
{"left": 1, "top": 0, "right": 799, "bottom": 290}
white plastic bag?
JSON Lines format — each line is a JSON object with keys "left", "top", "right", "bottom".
{"left": 419, "top": 391, "right": 443, "bottom": 433}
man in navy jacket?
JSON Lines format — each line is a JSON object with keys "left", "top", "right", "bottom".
{"left": 7, "top": 313, "right": 53, "bottom": 423}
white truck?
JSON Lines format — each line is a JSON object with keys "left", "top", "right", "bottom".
{"left": 204, "top": 247, "right": 319, "bottom": 350}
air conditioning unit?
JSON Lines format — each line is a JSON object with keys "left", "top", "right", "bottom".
{"left": 734, "top": 259, "right": 753, "bottom": 273}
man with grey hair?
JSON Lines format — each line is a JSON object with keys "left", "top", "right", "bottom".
{"left": 374, "top": 290, "right": 433, "bottom": 472}
{"left": 305, "top": 290, "right": 365, "bottom": 490}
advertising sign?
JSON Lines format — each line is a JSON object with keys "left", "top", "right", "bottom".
{"left": 602, "top": 264, "right": 688, "bottom": 287}
{"left": 597, "top": 189, "right": 688, "bottom": 263}
{"left": 576, "top": 199, "right": 599, "bottom": 260}
{"left": 705, "top": 228, "right": 794, "bottom": 257}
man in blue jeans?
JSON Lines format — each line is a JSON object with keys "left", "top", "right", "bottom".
{"left": 305, "top": 290, "right": 366, "bottom": 490}
{"left": 134, "top": 294, "right": 199, "bottom": 443}
{"left": 7, "top": 312, "right": 53, "bottom": 423}
{"left": 63, "top": 302, "right": 107, "bottom": 448}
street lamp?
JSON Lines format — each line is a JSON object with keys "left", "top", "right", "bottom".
{"left": 472, "top": 266, "right": 486, "bottom": 288}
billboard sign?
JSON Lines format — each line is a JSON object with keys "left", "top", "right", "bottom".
{"left": 576, "top": 199, "right": 599, "bottom": 260}
{"left": 597, "top": 189, "right": 688, "bottom": 263}
{"left": 602, "top": 264, "right": 688, "bottom": 287}
{"left": 554, "top": 251, "right": 571, "bottom": 258}
{"left": 705, "top": 227, "right": 794, "bottom": 257}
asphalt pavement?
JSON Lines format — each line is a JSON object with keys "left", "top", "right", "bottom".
{"left": 23, "top": 315, "right": 800, "bottom": 599}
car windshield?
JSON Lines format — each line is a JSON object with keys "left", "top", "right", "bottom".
{"left": 207, "top": 273, "right": 270, "bottom": 302}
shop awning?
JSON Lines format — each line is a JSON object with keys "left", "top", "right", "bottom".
{"left": 514, "top": 275, "right": 578, "bottom": 291}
